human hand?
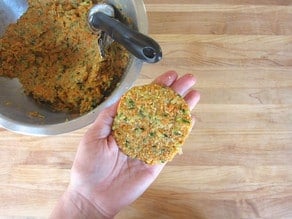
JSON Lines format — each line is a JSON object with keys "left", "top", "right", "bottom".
{"left": 51, "top": 71, "right": 200, "bottom": 218}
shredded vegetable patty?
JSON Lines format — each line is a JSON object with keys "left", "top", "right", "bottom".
{"left": 112, "top": 84, "right": 192, "bottom": 165}
{"left": 0, "top": 0, "right": 129, "bottom": 114}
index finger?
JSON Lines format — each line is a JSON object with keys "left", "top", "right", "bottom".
{"left": 152, "top": 70, "right": 178, "bottom": 87}
{"left": 153, "top": 71, "right": 200, "bottom": 110}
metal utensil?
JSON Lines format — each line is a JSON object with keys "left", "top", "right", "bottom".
{"left": 88, "top": 3, "right": 162, "bottom": 63}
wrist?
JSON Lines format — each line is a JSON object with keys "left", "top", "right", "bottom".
{"left": 50, "top": 188, "right": 111, "bottom": 219}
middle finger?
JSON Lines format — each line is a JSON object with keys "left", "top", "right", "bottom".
{"left": 171, "top": 74, "right": 196, "bottom": 96}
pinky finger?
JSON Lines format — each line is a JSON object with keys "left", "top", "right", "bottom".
{"left": 184, "top": 90, "right": 200, "bottom": 111}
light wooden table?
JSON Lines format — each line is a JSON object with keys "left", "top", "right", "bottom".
{"left": 0, "top": 0, "right": 291, "bottom": 218}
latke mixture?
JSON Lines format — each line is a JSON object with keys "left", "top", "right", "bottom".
{"left": 112, "top": 84, "right": 192, "bottom": 165}
{"left": 0, "top": 0, "right": 129, "bottom": 114}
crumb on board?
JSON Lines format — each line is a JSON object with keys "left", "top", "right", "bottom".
{"left": 4, "top": 101, "right": 12, "bottom": 106}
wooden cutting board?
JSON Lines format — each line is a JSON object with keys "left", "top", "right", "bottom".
{"left": 0, "top": 0, "right": 291, "bottom": 218}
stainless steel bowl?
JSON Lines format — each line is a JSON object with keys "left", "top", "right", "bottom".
{"left": 0, "top": 0, "right": 147, "bottom": 135}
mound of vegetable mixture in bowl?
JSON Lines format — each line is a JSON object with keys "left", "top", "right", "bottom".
{"left": 0, "top": 0, "right": 129, "bottom": 114}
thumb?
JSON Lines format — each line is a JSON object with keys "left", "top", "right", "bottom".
{"left": 88, "top": 102, "right": 119, "bottom": 139}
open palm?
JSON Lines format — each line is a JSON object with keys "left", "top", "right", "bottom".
{"left": 68, "top": 71, "right": 200, "bottom": 218}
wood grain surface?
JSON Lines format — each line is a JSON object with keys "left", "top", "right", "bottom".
{"left": 0, "top": 0, "right": 292, "bottom": 218}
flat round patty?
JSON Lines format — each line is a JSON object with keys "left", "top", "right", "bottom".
{"left": 112, "top": 83, "right": 192, "bottom": 165}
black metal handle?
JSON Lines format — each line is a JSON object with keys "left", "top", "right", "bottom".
{"left": 91, "top": 12, "right": 162, "bottom": 63}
